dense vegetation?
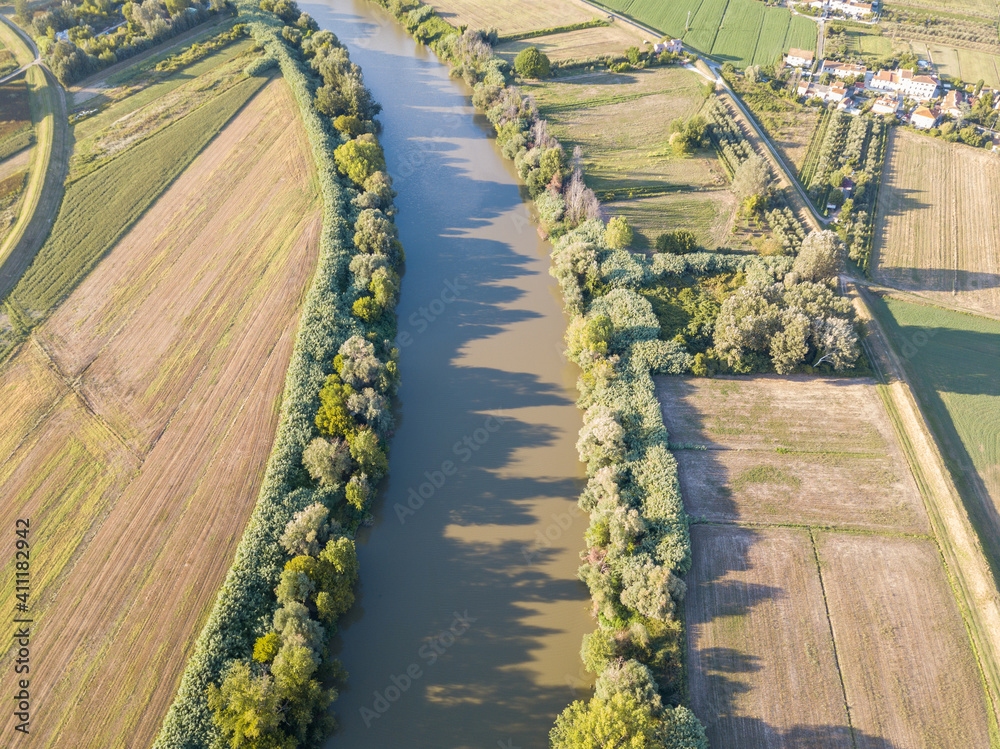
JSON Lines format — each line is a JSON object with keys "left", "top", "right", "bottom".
{"left": 152, "top": 2, "right": 404, "bottom": 747}
{"left": 21, "top": 0, "right": 229, "bottom": 84}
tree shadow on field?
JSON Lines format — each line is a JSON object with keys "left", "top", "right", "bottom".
{"left": 874, "top": 266, "right": 1000, "bottom": 301}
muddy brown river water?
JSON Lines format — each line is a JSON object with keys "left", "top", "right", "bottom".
{"left": 303, "top": 1, "right": 595, "bottom": 746}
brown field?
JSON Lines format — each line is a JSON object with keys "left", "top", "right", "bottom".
{"left": 656, "top": 375, "right": 928, "bottom": 531}
{"left": 686, "top": 524, "right": 852, "bottom": 747}
{"left": 817, "top": 532, "right": 992, "bottom": 748}
{"left": 426, "top": 0, "right": 597, "bottom": 35}
{"left": 873, "top": 128, "right": 1000, "bottom": 316}
{"left": 495, "top": 25, "right": 646, "bottom": 63}
{"left": 524, "top": 67, "right": 738, "bottom": 248}
{"left": 0, "top": 78, "right": 322, "bottom": 748}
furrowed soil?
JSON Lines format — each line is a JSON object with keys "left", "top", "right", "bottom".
{"left": 686, "top": 524, "right": 851, "bottom": 747}
{"left": 873, "top": 128, "right": 1000, "bottom": 317}
{"left": 656, "top": 375, "right": 928, "bottom": 531}
{"left": 817, "top": 532, "right": 992, "bottom": 748}
{"left": 0, "top": 77, "right": 322, "bottom": 748}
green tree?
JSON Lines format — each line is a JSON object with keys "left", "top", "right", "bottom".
{"left": 207, "top": 662, "right": 287, "bottom": 749}
{"left": 731, "top": 154, "right": 770, "bottom": 202}
{"left": 348, "top": 427, "right": 387, "bottom": 477}
{"left": 514, "top": 46, "right": 551, "bottom": 78}
{"left": 302, "top": 437, "right": 351, "bottom": 487}
{"left": 334, "top": 138, "right": 386, "bottom": 186}
{"left": 315, "top": 373, "right": 357, "bottom": 438}
{"left": 333, "top": 114, "right": 365, "bottom": 137}
{"left": 253, "top": 632, "right": 282, "bottom": 664}
{"left": 13, "top": 0, "right": 30, "bottom": 23}
{"left": 550, "top": 693, "right": 659, "bottom": 749}
{"left": 792, "top": 230, "right": 844, "bottom": 282}
{"left": 604, "top": 216, "right": 633, "bottom": 249}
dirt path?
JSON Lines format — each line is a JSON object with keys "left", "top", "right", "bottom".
{"left": 848, "top": 278, "right": 1000, "bottom": 733}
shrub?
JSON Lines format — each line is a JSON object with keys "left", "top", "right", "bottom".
{"left": 604, "top": 216, "right": 633, "bottom": 249}
{"left": 654, "top": 230, "right": 698, "bottom": 255}
{"left": 514, "top": 46, "right": 550, "bottom": 78}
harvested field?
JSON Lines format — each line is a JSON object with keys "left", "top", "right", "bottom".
{"left": 873, "top": 129, "right": 1000, "bottom": 316}
{"left": 495, "top": 24, "right": 645, "bottom": 64}
{"left": 686, "top": 524, "right": 851, "bottom": 747}
{"left": 425, "top": 0, "right": 596, "bottom": 36}
{"left": 0, "top": 73, "right": 33, "bottom": 160}
{"left": 0, "top": 78, "right": 322, "bottom": 749}
{"left": 655, "top": 375, "right": 928, "bottom": 531}
{"left": 817, "top": 532, "right": 992, "bottom": 748}
{"left": 525, "top": 67, "right": 737, "bottom": 248}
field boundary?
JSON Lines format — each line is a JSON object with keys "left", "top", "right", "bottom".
{"left": 807, "top": 528, "right": 858, "bottom": 749}
{"left": 852, "top": 281, "right": 1000, "bottom": 745}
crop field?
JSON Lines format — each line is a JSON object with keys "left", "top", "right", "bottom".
{"left": 656, "top": 375, "right": 928, "bottom": 531}
{"left": 0, "top": 73, "right": 33, "bottom": 160}
{"left": 727, "top": 76, "right": 822, "bottom": 173}
{"left": 597, "top": 0, "right": 817, "bottom": 66}
{"left": 844, "top": 29, "right": 894, "bottom": 60}
{"left": 884, "top": 0, "right": 1000, "bottom": 20}
{"left": 0, "top": 78, "right": 322, "bottom": 748}
{"left": 873, "top": 129, "right": 1000, "bottom": 317}
{"left": 494, "top": 24, "right": 645, "bottom": 64}
{"left": 525, "top": 66, "right": 738, "bottom": 247}
{"left": 686, "top": 525, "right": 851, "bottom": 747}
{"left": 908, "top": 40, "right": 1000, "bottom": 86}
{"left": 870, "top": 294, "right": 1000, "bottom": 562}
{"left": 664, "top": 373, "right": 994, "bottom": 745}
{"left": 425, "top": 0, "right": 597, "bottom": 35}
{"left": 1, "top": 73, "right": 268, "bottom": 348}
{"left": 817, "top": 532, "right": 991, "bottom": 747}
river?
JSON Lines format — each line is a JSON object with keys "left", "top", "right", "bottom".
{"left": 302, "top": 1, "right": 594, "bottom": 747}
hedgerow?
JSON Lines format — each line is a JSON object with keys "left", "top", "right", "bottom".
{"left": 153, "top": 1, "right": 403, "bottom": 747}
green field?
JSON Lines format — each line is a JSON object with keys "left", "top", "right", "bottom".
{"left": 908, "top": 39, "right": 1000, "bottom": 86}
{"left": 871, "top": 294, "right": 1000, "bottom": 566}
{"left": 845, "top": 28, "right": 894, "bottom": 60}
{"left": 598, "top": 0, "right": 817, "bottom": 66}
{"left": 883, "top": 0, "right": 1000, "bottom": 20}
{"left": 3, "top": 74, "right": 267, "bottom": 340}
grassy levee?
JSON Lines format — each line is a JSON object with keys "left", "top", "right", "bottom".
{"left": 0, "top": 73, "right": 267, "bottom": 355}
{"left": 0, "top": 65, "right": 67, "bottom": 300}
{"left": 854, "top": 284, "right": 1000, "bottom": 742}
{"left": 0, "top": 15, "right": 34, "bottom": 67}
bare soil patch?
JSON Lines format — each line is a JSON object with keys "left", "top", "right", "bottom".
{"left": 873, "top": 128, "right": 1000, "bottom": 316}
{"left": 495, "top": 24, "right": 645, "bottom": 63}
{"left": 686, "top": 524, "right": 851, "bottom": 747}
{"left": 0, "top": 78, "right": 322, "bottom": 748}
{"left": 817, "top": 532, "right": 992, "bottom": 748}
{"left": 656, "top": 375, "right": 928, "bottom": 531}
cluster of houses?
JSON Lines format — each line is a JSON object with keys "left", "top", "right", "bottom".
{"left": 803, "top": 0, "right": 876, "bottom": 18}
{"left": 652, "top": 39, "right": 684, "bottom": 55}
{"left": 782, "top": 51, "right": 1000, "bottom": 146}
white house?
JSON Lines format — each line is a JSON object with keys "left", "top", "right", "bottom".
{"left": 869, "top": 68, "right": 939, "bottom": 101}
{"left": 942, "top": 89, "right": 965, "bottom": 118}
{"left": 654, "top": 39, "right": 684, "bottom": 55}
{"left": 798, "top": 81, "right": 848, "bottom": 103}
{"left": 786, "top": 48, "right": 815, "bottom": 68}
{"left": 820, "top": 60, "right": 867, "bottom": 79}
{"left": 910, "top": 106, "right": 938, "bottom": 129}
{"left": 872, "top": 94, "right": 901, "bottom": 115}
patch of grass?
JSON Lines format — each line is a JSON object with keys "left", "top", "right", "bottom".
{"left": 733, "top": 464, "right": 802, "bottom": 490}
{"left": 871, "top": 294, "right": 1000, "bottom": 560}
{"left": 641, "top": 272, "right": 744, "bottom": 350}
{"left": 3, "top": 74, "right": 267, "bottom": 339}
